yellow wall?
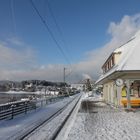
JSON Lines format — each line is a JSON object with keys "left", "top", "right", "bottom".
{"left": 103, "top": 81, "right": 124, "bottom": 107}
{"left": 103, "top": 82, "right": 116, "bottom": 104}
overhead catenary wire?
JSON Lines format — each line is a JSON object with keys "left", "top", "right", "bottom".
{"left": 29, "top": 0, "right": 71, "bottom": 66}
{"left": 46, "top": 0, "right": 77, "bottom": 74}
{"left": 45, "top": 0, "right": 75, "bottom": 68}
{"left": 46, "top": 0, "right": 64, "bottom": 43}
{"left": 45, "top": 0, "right": 72, "bottom": 59}
{"left": 10, "top": 0, "right": 17, "bottom": 36}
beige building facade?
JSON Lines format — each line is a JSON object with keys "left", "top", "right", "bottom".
{"left": 96, "top": 31, "right": 140, "bottom": 108}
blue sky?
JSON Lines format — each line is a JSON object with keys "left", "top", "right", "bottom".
{"left": 0, "top": 0, "right": 140, "bottom": 82}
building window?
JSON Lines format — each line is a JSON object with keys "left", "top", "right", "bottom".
{"left": 112, "top": 56, "right": 114, "bottom": 66}
{"left": 102, "top": 54, "right": 115, "bottom": 73}
{"left": 108, "top": 62, "right": 109, "bottom": 70}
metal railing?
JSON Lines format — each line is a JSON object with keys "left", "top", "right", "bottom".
{"left": 0, "top": 100, "right": 36, "bottom": 120}
{"left": 0, "top": 97, "right": 62, "bottom": 120}
{"left": 0, "top": 92, "right": 80, "bottom": 121}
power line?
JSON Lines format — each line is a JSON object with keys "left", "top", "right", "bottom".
{"left": 46, "top": 0, "right": 80, "bottom": 78}
{"left": 45, "top": 0, "right": 74, "bottom": 66}
{"left": 29, "top": 0, "right": 71, "bottom": 65}
{"left": 10, "top": 0, "right": 17, "bottom": 36}
{"left": 46, "top": 0, "right": 64, "bottom": 42}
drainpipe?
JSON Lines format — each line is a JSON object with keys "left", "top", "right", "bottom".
{"left": 126, "top": 80, "right": 131, "bottom": 109}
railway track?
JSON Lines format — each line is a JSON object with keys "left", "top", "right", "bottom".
{"left": 16, "top": 93, "right": 82, "bottom": 140}
{"left": 50, "top": 93, "right": 82, "bottom": 140}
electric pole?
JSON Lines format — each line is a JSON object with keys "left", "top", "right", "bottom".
{"left": 63, "top": 67, "right": 67, "bottom": 95}
{"left": 64, "top": 67, "right": 66, "bottom": 83}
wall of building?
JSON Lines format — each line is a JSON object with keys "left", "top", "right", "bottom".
{"left": 114, "top": 53, "right": 121, "bottom": 65}
{"left": 103, "top": 78, "right": 140, "bottom": 107}
{"left": 103, "top": 81, "right": 124, "bottom": 107}
{"left": 103, "top": 82, "right": 115, "bottom": 104}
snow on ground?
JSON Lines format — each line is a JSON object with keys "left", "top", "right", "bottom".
{"left": 24, "top": 94, "right": 81, "bottom": 140}
{"left": 2, "top": 91, "right": 35, "bottom": 94}
{"left": 67, "top": 94, "right": 140, "bottom": 140}
{"left": 1, "top": 90, "right": 58, "bottom": 95}
{"left": 0, "top": 94, "right": 80, "bottom": 140}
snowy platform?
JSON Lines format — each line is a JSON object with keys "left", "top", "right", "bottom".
{"left": 67, "top": 96, "right": 140, "bottom": 140}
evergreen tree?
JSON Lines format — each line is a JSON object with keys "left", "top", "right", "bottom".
{"left": 86, "top": 79, "right": 92, "bottom": 91}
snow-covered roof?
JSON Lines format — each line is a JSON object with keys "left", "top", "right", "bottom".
{"left": 96, "top": 30, "right": 140, "bottom": 84}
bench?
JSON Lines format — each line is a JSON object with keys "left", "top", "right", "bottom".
{"left": 121, "top": 99, "right": 140, "bottom": 107}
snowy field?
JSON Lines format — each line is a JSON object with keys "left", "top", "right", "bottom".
{"left": 67, "top": 95, "right": 140, "bottom": 140}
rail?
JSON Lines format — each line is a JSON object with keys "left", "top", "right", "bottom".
{"left": 21, "top": 93, "right": 82, "bottom": 140}
{"left": 51, "top": 94, "right": 82, "bottom": 140}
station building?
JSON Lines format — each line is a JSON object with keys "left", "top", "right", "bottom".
{"left": 96, "top": 31, "right": 140, "bottom": 108}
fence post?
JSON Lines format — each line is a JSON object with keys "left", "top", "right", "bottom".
{"left": 41, "top": 100, "right": 43, "bottom": 107}
{"left": 25, "top": 102, "right": 27, "bottom": 114}
{"left": 46, "top": 98, "right": 48, "bottom": 104}
{"left": 11, "top": 105, "right": 14, "bottom": 119}
{"left": 34, "top": 100, "right": 37, "bottom": 110}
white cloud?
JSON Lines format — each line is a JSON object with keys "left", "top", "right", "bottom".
{"left": 6, "top": 37, "right": 25, "bottom": 46}
{"left": 0, "top": 65, "right": 65, "bottom": 82}
{"left": 82, "top": 74, "right": 91, "bottom": 80}
{"left": 0, "top": 38, "right": 66, "bottom": 82}
{"left": 0, "top": 38, "right": 35, "bottom": 70}
{"left": 73, "top": 14, "right": 140, "bottom": 81}
{"left": 1, "top": 14, "right": 140, "bottom": 82}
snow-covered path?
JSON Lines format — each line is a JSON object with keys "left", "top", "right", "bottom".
{"left": 0, "top": 94, "right": 80, "bottom": 140}
{"left": 67, "top": 97, "right": 140, "bottom": 140}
